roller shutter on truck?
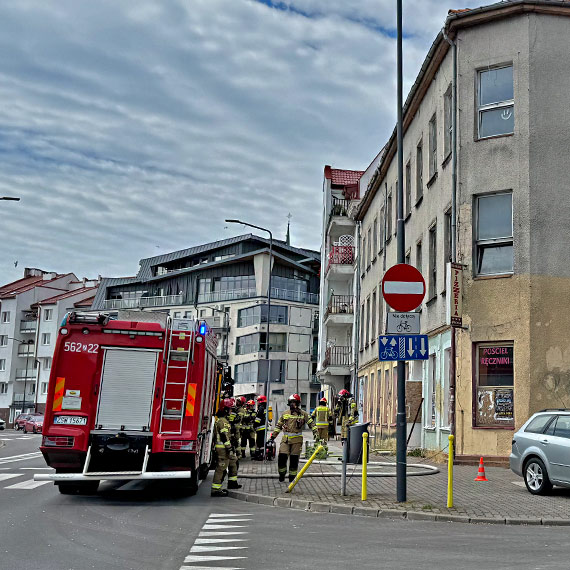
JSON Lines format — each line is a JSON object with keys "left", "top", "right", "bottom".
{"left": 96, "top": 348, "right": 160, "bottom": 431}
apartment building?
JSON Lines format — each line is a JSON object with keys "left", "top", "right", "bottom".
{"left": 0, "top": 269, "right": 97, "bottom": 423}
{"left": 91, "top": 235, "right": 321, "bottom": 413}
{"left": 353, "top": 0, "right": 570, "bottom": 460}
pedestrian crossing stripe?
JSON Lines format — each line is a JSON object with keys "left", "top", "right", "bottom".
{"left": 5, "top": 480, "right": 51, "bottom": 490}
{"left": 194, "top": 538, "right": 248, "bottom": 544}
{"left": 0, "top": 474, "right": 22, "bottom": 482}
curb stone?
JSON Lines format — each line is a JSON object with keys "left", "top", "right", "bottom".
{"left": 228, "top": 491, "right": 568, "bottom": 526}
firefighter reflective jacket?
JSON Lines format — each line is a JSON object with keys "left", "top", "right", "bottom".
{"left": 214, "top": 416, "right": 232, "bottom": 450}
{"left": 311, "top": 405, "right": 332, "bottom": 427}
{"left": 238, "top": 406, "right": 252, "bottom": 429}
{"left": 271, "top": 409, "right": 318, "bottom": 442}
{"left": 227, "top": 410, "right": 241, "bottom": 446}
{"left": 254, "top": 407, "right": 266, "bottom": 431}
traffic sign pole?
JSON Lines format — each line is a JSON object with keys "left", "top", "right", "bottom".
{"left": 396, "top": 0, "right": 406, "bottom": 503}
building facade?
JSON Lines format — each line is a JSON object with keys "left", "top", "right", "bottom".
{"left": 354, "top": 1, "right": 570, "bottom": 460}
{"left": 91, "top": 235, "right": 321, "bottom": 415}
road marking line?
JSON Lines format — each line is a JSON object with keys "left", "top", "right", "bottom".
{"left": 190, "top": 545, "right": 248, "bottom": 553}
{"left": 194, "top": 538, "right": 248, "bottom": 544}
{"left": 199, "top": 531, "right": 249, "bottom": 536}
{"left": 209, "top": 513, "right": 253, "bottom": 517}
{"left": 5, "top": 480, "right": 51, "bottom": 490}
{"left": 183, "top": 555, "right": 246, "bottom": 564}
{"left": 180, "top": 567, "right": 244, "bottom": 570}
{"left": 205, "top": 518, "right": 251, "bottom": 523}
{"left": 202, "top": 524, "right": 247, "bottom": 530}
{"left": 0, "top": 474, "right": 22, "bottom": 482}
{"left": 0, "top": 453, "right": 43, "bottom": 465}
{"left": 512, "top": 481, "right": 526, "bottom": 487}
{"left": 20, "top": 467, "right": 54, "bottom": 470}
{"left": 0, "top": 438, "right": 14, "bottom": 441}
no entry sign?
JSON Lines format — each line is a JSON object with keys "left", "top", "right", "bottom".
{"left": 382, "top": 264, "right": 426, "bottom": 312}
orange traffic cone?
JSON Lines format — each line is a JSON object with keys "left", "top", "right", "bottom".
{"left": 474, "top": 457, "right": 488, "bottom": 481}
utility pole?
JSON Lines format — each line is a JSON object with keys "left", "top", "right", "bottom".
{"left": 395, "top": 0, "right": 407, "bottom": 503}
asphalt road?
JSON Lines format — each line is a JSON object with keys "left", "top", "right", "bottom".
{"left": 2, "top": 432, "right": 570, "bottom": 570}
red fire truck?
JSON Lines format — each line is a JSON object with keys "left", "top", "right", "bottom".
{"left": 34, "top": 311, "right": 220, "bottom": 495}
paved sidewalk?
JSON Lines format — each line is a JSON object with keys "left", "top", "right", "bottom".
{"left": 233, "top": 437, "right": 570, "bottom": 525}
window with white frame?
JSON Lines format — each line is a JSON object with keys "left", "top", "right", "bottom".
{"left": 44, "top": 357, "right": 52, "bottom": 370}
{"left": 416, "top": 240, "right": 423, "bottom": 274}
{"left": 444, "top": 85, "right": 453, "bottom": 158}
{"left": 44, "top": 309, "right": 53, "bottom": 321}
{"left": 361, "top": 235, "right": 366, "bottom": 275}
{"left": 416, "top": 140, "right": 423, "bottom": 201}
{"left": 367, "top": 227, "right": 372, "bottom": 267}
{"left": 428, "top": 223, "right": 437, "bottom": 299}
{"left": 360, "top": 304, "right": 365, "bottom": 350}
{"left": 29, "top": 383, "right": 35, "bottom": 395}
{"left": 41, "top": 333, "right": 51, "bottom": 345}
{"left": 1, "top": 311, "right": 10, "bottom": 324}
{"left": 429, "top": 114, "right": 437, "bottom": 179}
{"left": 365, "top": 297, "right": 370, "bottom": 346}
{"left": 372, "top": 218, "right": 378, "bottom": 261}
{"left": 371, "top": 290, "right": 377, "bottom": 341}
{"left": 0, "top": 335, "right": 7, "bottom": 347}
{"left": 0, "top": 382, "right": 7, "bottom": 394}
{"left": 428, "top": 354, "right": 436, "bottom": 427}
{"left": 405, "top": 161, "right": 412, "bottom": 217}
{"left": 475, "top": 193, "right": 513, "bottom": 275}
{"left": 379, "top": 207, "right": 385, "bottom": 251}
{"left": 41, "top": 382, "right": 48, "bottom": 394}
{"left": 0, "top": 359, "right": 5, "bottom": 371}
{"left": 387, "top": 193, "right": 393, "bottom": 237}
{"left": 478, "top": 65, "right": 514, "bottom": 139}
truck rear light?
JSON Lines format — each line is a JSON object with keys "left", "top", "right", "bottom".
{"left": 42, "top": 436, "right": 75, "bottom": 448}
{"left": 164, "top": 440, "right": 194, "bottom": 451}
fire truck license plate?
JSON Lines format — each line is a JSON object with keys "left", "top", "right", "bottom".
{"left": 54, "top": 416, "right": 87, "bottom": 425}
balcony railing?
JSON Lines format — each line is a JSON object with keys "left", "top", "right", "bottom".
{"left": 326, "top": 246, "right": 354, "bottom": 273}
{"left": 323, "top": 346, "right": 352, "bottom": 368}
{"left": 312, "top": 311, "right": 319, "bottom": 332}
{"left": 20, "top": 320, "right": 37, "bottom": 333}
{"left": 17, "top": 348, "right": 34, "bottom": 357}
{"left": 310, "top": 374, "right": 320, "bottom": 385}
{"left": 325, "top": 294, "right": 354, "bottom": 319}
{"left": 330, "top": 196, "right": 350, "bottom": 219}
{"left": 271, "top": 288, "right": 319, "bottom": 305}
{"left": 198, "top": 289, "right": 257, "bottom": 304}
{"left": 204, "top": 316, "right": 228, "bottom": 329}
{"left": 12, "top": 394, "right": 36, "bottom": 406}
{"left": 15, "top": 369, "right": 36, "bottom": 380}
{"left": 103, "top": 294, "right": 183, "bottom": 310}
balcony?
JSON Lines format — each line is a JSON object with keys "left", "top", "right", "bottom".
{"left": 271, "top": 288, "right": 319, "bottom": 305}
{"left": 198, "top": 289, "right": 256, "bottom": 304}
{"left": 15, "top": 369, "right": 36, "bottom": 380}
{"left": 20, "top": 320, "right": 37, "bottom": 334}
{"left": 326, "top": 246, "right": 354, "bottom": 274}
{"left": 330, "top": 196, "right": 350, "bottom": 220}
{"left": 103, "top": 294, "right": 183, "bottom": 310}
{"left": 204, "top": 316, "right": 228, "bottom": 330}
{"left": 325, "top": 295, "right": 354, "bottom": 318}
{"left": 17, "top": 347, "right": 34, "bottom": 357}
{"left": 323, "top": 346, "right": 352, "bottom": 368}
{"left": 12, "top": 394, "right": 35, "bottom": 406}
{"left": 312, "top": 311, "right": 319, "bottom": 332}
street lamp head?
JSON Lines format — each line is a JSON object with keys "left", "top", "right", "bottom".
{"left": 1, "top": 196, "right": 20, "bottom": 201}
{"left": 225, "top": 219, "right": 242, "bottom": 224}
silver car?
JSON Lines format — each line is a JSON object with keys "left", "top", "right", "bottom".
{"left": 510, "top": 409, "right": 570, "bottom": 495}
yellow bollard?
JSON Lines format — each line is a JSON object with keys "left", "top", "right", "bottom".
{"left": 361, "top": 432, "right": 368, "bottom": 501}
{"left": 447, "top": 434, "right": 454, "bottom": 508}
{"left": 287, "top": 444, "right": 324, "bottom": 493}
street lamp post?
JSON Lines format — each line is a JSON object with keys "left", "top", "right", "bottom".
{"left": 226, "top": 219, "right": 273, "bottom": 459}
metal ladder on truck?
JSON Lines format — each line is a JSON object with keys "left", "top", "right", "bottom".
{"left": 159, "top": 318, "right": 195, "bottom": 435}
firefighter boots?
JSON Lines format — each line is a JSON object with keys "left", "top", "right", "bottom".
{"left": 211, "top": 489, "right": 229, "bottom": 497}
{"left": 228, "top": 480, "right": 242, "bottom": 489}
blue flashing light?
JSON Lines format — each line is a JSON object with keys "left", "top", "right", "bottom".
{"left": 199, "top": 323, "right": 207, "bottom": 335}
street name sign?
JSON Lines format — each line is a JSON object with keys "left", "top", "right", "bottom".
{"left": 386, "top": 312, "right": 421, "bottom": 335}
{"left": 378, "top": 335, "right": 429, "bottom": 361}
{"left": 382, "top": 264, "right": 426, "bottom": 312}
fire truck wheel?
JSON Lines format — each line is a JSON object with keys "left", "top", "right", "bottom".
{"left": 57, "top": 481, "right": 100, "bottom": 495}
{"left": 174, "top": 470, "right": 198, "bottom": 496}
{"left": 198, "top": 463, "right": 210, "bottom": 480}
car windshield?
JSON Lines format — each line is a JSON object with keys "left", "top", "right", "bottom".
{"left": 32, "top": 417, "right": 44, "bottom": 423}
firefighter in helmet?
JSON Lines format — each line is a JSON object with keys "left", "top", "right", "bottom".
{"left": 227, "top": 398, "right": 242, "bottom": 462}
{"left": 253, "top": 395, "right": 267, "bottom": 460}
{"left": 211, "top": 397, "right": 241, "bottom": 497}
{"left": 270, "top": 393, "right": 319, "bottom": 482}
{"left": 311, "top": 397, "right": 333, "bottom": 442}
{"left": 240, "top": 399, "right": 256, "bottom": 458}
{"left": 335, "top": 389, "right": 358, "bottom": 440}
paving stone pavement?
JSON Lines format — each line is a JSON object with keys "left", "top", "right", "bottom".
{"left": 235, "top": 437, "right": 570, "bottom": 524}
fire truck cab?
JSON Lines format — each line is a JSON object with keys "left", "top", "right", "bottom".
{"left": 34, "top": 310, "right": 219, "bottom": 495}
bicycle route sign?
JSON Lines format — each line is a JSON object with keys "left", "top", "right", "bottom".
{"left": 378, "top": 335, "right": 429, "bottom": 361}
{"left": 386, "top": 312, "right": 421, "bottom": 335}
{"left": 382, "top": 264, "right": 426, "bottom": 312}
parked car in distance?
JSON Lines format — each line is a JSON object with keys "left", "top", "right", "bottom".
{"left": 14, "top": 413, "right": 41, "bottom": 431}
{"left": 0, "top": 418, "right": 5, "bottom": 430}
{"left": 510, "top": 409, "right": 570, "bottom": 495}
{"left": 23, "top": 415, "right": 44, "bottom": 434}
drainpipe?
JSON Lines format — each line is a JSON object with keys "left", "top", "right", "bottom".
{"left": 354, "top": 221, "right": 362, "bottom": 412}
{"left": 443, "top": 29, "right": 458, "bottom": 450}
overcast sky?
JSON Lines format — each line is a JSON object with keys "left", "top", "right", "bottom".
{"left": 0, "top": 0, "right": 484, "bottom": 284}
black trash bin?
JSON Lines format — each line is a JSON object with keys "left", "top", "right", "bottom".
{"left": 347, "top": 422, "right": 370, "bottom": 464}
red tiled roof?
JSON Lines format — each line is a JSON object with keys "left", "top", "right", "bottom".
{"left": 324, "top": 165, "right": 364, "bottom": 186}
{"left": 0, "top": 273, "right": 73, "bottom": 299}
{"left": 74, "top": 296, "right": 95, "bottom": 308}
{"left": 38, "top": 287, "right": 98, "bottom": 305}
{"left": 448, "top": 8, "right": 471, "bottom": 14}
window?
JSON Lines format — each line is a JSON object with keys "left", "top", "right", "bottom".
{"left": 41, "top": 333, "right": 51, "bottom": 345}
{"left": 444, "top": 209, "right": 452, "bottom": 266}
{"left": 475, "top": 343, "right": 514, "bottom": 427}
{"left": 41, "top": 382, "right": 48, "bottom": 394}
{"left": 371, "top": 291, "right": 377, "bottom": 341}
{"left": 44, "top": 357, "right": 52, "bottom": 371}
{"left": 416, "top": 140, "right": 423, "bottom": 201}
{"left": 310, "top": 393, "right": 318, "bottom": 410}
{"left": 360, "top": 304, "right": 365, "bottom": 350}
{"left": 444, "top": 85, "right": 452, "bottom": 158}
{"left": 525, "top": 415, "right": 554, "bottom": 434}
{"left": 372, "top": 218, "right": 378, "bottom": 260}
{"left": 405, "top": 250, "right": 411, "bottom": 265}
{"left": 429, "top": 114, "right": 437, "bottom": 179}
{"left": 0, "top": 382, "right": 7, "bottom": 394}
{"left": 478, "top": 65, "right": 514, "bottom": 139}
{"left": 236, "top": 334, "right": 258, "bottom": 356}
{"left": 1, "top": 311, "right": 9, "bottom": 324}
{"left": 235, "top": 361, "right": 258, "bottom": 383}
{"left": 184, "top": 311, "right": 193, "bottom": 319}
{"left": 367, "top": 227, "right": 372, "bottom": 267}
{"left": 237, "top": 305, "right": 288, "bottom": 327}
{"left": 405, "top": 161, "right": 412, "bottom": 217}
{"left": 361, "top": 235, "right": 366, "bottom": 274}
{"left": 198, "top": 275, "right": 256, "bottom": 302}
{"left": 260, "top": 332, "right": 287, "bottom": 353}
{"left": 416, "top": 240, "right": 423, "bottom": 274}
{"left": 29, "top": 384, "right": 35, "bottom": 395}
{"left": 549, "top": 416, "right": 570, "bottom": 440}
{"left": 387, "top": 193, "right": 393, "bottom": 237}
{"left": 0, "top": 359, "right": 5, "bottom": 371}
{"left": 0, "top": 335, "right": 7, "bottom": 347}
{"left": 378, "top": 296, "right": 384, "bottom": 336}
{"left": 475, "top": 193, "right": 513, "bottom": 275}
{"left": 44, "top": 309, "right": 53, "bottom": 321}
{"left": 379, "top": 207, "right": 385, "bottom": 251}
{"left": 173, "top": 312, "right": 181, "bottom": 318}
{"left": 259, "top": 360, "right": 286, "bottom": 383}
{"left": 365, "top": 297, "right": 370, "bottom": 346}
{"left": 428, "top": 355, "right": 436, "bottom": 427}
{"left": 428, "top": 224, "right": 437, "bottom": 299}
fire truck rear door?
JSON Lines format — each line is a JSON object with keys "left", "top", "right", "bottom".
{"left": 96, "top": 348, "right": 160, "bottom": 431}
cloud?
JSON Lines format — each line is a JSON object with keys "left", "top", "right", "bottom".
{"left": 0, "top": 0, "right": 483, "bottom": 285}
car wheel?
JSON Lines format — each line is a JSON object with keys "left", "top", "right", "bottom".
{"left": 32, "top": 427, "right": 36, "bottom": 434}
{"left": 23, "top": 427, "right": 27, "bottom": 434}
{"left": 524, "top": 457, "right": 553, "bottom": 495}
